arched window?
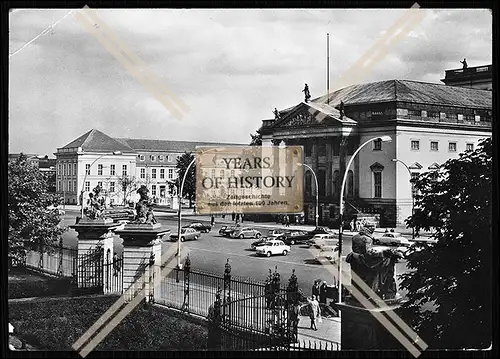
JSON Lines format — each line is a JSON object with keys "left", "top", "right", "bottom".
{"left": 305, "top": 171, "right": 312, "bottom": 196}
{"left": 347, "top": 170, "right": 354, "bottom": 197}
{"left": 332, "top": 170, "right": 340, "bottom": 196}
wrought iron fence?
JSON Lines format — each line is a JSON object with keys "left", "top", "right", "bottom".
{"left": 77, "top": 246, "right": 104, "bottom": 293}
{"left": 104, "top": 250, "right": 124, "bottom": 294}
{"left": 23, "top": 242, "right": 77, "bottom": 278}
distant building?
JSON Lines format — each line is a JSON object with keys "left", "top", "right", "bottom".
{"left": 441, "top": 64, "right": 492, "bottom": 90}
{"left": 258, "top": 77, "right": 492, "bottom": 227}
{"left": 55, "top": 129, "right": 244, "bottom": 206}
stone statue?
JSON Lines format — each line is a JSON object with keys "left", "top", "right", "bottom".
{"left": 84, "top": 186, "right": 105, "bottom": 220}
{"left": 131, "top": 185, "right": 157, "bottom": 224}
{"left": 273, "top": 108, "right": 281, "bottom": 120}
{"left": 345, "top": 226, "right": 404, "bottom": 304}
{"left": 460, "top": 58, "right": 468, "bottom": 69}
{"left": 302, "top": 84, "right": 311, "bottom": 103}
{"left": 337, "top": 101, "right": 345, "bottom": 119}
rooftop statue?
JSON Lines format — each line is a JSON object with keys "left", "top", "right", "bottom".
{"left": 302, "top": 84, "right": 311, "bottom": 103}
{"left": 345, "top": 225, "right": 404, "bottom": 305}
{"left": 460, "top": 58, "right": 468, "bottom": 69}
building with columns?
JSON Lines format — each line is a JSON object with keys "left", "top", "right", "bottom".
{"left": 258, "top": 71, "right": 492, "bottom": 227}
{"left": 55, "top": 129, "right": 244, "bottom": 206}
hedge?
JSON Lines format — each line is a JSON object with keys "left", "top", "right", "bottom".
{"left": 9, "top": 296, "right": 208, "bottom": 351}
{"left": 8, "top": 269, "right": 73, "bottom": 299}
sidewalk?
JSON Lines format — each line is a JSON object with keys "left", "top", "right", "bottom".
{"left": 296, "top": 315, "right": 340, "bottom": 349}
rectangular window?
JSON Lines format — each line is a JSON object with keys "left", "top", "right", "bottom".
{"left": 430, "top": 141, "right": 439, "bottom": 151}
{"left": 428, "top": 111, "right": 439, "bottom": 118}
{"left": 98, "top": 164, "right": 103, "bottom": 175}
{"left": 74, "top": 163, "right": 77, "bottom": 176}
{"left": 160, "top": 169, "right": 165, "bottom": 179}
{"left": 85, "top": 181, "right": 90, "bottom": 192}
{"left": 152, "top": 168, "right": 157, "bottom": 179}
{"left": 73, "top": 180, "right": 76, "bottom": 192}
{"left": 68, "top": 180, "right": 71, "bottom": 192}
{"left": 151, "top": 185, "right": 157, "bottom": 196}
{"left": 317, "top": 144, "right": 326, "bottom": 157}
{"left": 373, "top": 172, "right": 382, "bottom": 198}
{"left": 110, "top": 182, "right": 115, "bottom": 193}
{"left": 85, "top": 164, "right": 90, "bottom": 175}
{"left": 110, "top": 164, "right": 115, "bottom": 176}
{"left": 140, "top": 168, "right": 145, "bottom": 179}
{"left": 332, "top": 140, "right": 340, "bottom": 156}
{"left": 58, "top": 181, "right": 61, "bottom": 192}
{"left": 448, "top": 142, "right": 457, "bottom": 152}
{"left": 168, "top": 168, "right": 173, "bottom": 179}
{"left": 159, "top": 155, "right": 164, "bottom": 162}
{"left": 466, "top": 143, "right": 474, "bottom": 151}
{"left": 122, "top": 165, "right": 127, "bottom": 176}
{"left": 139, "top": 155, "right": 145, "bottom": 161}
{"left": 408, "top": 109, "right": 421, "bottom": 116}
{"left": 373, "top": 139, "right": 382, "bottom": 151}
{"left": 63, "top": 164, "right": 66, "bottom": 176}
{"left": 151, "top": 155, "right": 156, "bottom": 161}
{"left": 411, "top": 140, "right": 420, "bottom": 151}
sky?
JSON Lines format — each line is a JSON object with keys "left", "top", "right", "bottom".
{"left": 9, "top": 8, "right": 492, "bottom": 156}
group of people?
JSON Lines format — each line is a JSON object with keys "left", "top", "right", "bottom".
{"left": 349, "top": 218, "right": 369, "bottom": 232}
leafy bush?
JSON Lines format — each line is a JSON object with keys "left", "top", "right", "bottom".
{"left": 9, "top": 296, "right": 208, "bottom": 351}
{"left": 8, "top": 269, "right": 73, "bottom": 299}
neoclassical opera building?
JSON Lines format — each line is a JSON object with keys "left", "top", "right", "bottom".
{"left": 257, "top": 64, "right": 492, "bottom": 227}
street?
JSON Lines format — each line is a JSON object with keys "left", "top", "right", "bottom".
{"left": 60, "top": 209, "right": 410, "bottom": 296}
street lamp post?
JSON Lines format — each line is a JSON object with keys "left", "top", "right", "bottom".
{"left": 337, "top": 136, "right": 392, "bottom": 308}
{"left": 79, "top": 151, "right": 122, "bottom": 220}
{"left": 299, "top": 163, "right": 319, "bottom": 227}
{"left": 392, "top": 159, "right": 415, "bottom": 239}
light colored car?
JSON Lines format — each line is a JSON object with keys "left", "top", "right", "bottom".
{"left": 170, "top": 227, "right": 200, "bottom": 242}
{"left": 374, "top": 232, "right": 410, "bottom": 246}
{"left": 255, "top": 240, "right": 291, "bottom": 257}
{"left": 231, "top": 227, "right": 262, "bottom": 239}
{"left": 307, "top": 234, "right": 338, "bottom": 248}
{"left": 314, "top": 244, "right": 340, "bottom": 264}
{"left": 267, "top": 229, "right": 286, "bottom": 238}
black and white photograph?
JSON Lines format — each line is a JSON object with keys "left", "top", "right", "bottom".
{"left": 6, "top": 5, "right": 493, "bottom": 355}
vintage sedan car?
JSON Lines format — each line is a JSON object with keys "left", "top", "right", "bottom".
{"left": 183, "top": 222, "right": 212, "bottom": 233}
{"left": 307, "top": 234, "right": 338, "bottom": 248}
{"left": 219, "top": 225, "right": 241, "bottom": 237}
{"left": 170, "top": 228, "right": 200, "bottom": 242}
{"left": 250, "top": 237, "right": 268, "bottom": 250}
{"left": 255, "top": 240, "right": 291, "bottom": 257}
{"left": 278, "top": 231, "right": 310, "bottom": 245}
{"left": 374, "top": 232, "right": 411, "bottom": 246}
{"left": 267, "top": 229, "right": 286, "bottom": 238}
{"left": 305, "top": 226, "right": 334, "bottom": 240}
{"left": 231, "top": 227, "right": 262, "bottom": 239}
{"left": 314, "top": 244, "right": 340, "bottom": 264}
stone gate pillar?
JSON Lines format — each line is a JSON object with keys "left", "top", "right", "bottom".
{"left": 70, "top": 218, "right": 120, "bottom": 289}
{"left": 115, "top": 223, "right": 170, "bottom": 302}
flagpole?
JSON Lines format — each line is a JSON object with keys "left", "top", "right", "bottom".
{"left": 327, "top": 33, "right": 330, "bottom": 105}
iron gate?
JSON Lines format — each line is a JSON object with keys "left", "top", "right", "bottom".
{"left": 76, "top": 246, "right": 104, "bottom": 294}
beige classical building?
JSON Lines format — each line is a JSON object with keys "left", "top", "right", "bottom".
{"left": 257, "top": 66, "right": 492, "bottom": 227}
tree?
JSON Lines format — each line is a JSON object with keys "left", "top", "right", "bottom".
{"left": 176, "top": 152, "right": 196, "bottom": 208}
{"left": 118, "top": 175, "right": 138, "bottom": 206}
{"left": 8, "top": 154, "right": 67, "bottom": 260}
{"left": 399, "top": 138, "right": 492, "bottom": 349}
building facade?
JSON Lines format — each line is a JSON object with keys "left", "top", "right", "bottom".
{"left": 441, "top": 64, "right": 492, "bottom": 90}
{"left": 258, "top": 75, "right": 492, "bottom": 227}
{"left": 55, "top": 129, "right": 244, "bottom": 206}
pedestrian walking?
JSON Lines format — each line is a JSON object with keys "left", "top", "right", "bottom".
{"left": 355, "top": 219, "right": 360, "bottom": 231}
{"left": 232, "top": 212, "right": 236, "bottom": 222}
{"left": 307, "top": 295, "right": 321, "bottom": 331}
{"left": 312, "top": 280, "right": 320, "bottom": 298}
{"left": 350, "top": 219, "right": 355, "bottom": 232}
{"left": 319, "top": 281, "right": 328, "bottom": 304}
{"left": 285, "top": 215, "right": 290, "bottom": 227}
{"left": 241, "top": 214, "right": 244, "bottom": 223}
{"left": 211, "top": 215, "right": 215, "bottom": 227}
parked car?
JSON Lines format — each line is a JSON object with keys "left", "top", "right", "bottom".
{"left": 183, "top": 222, "right": 212, "bottom": 233}
{"left": 374, "top": 232, "right": 411, "bottom": 246}
{"left": 231, "top": 227, "right": 262, "bottom": 239}
{"left": 219, "top": 224, "right": 241, "bottom": 237}
{"left": 267, "top": 229, "right": 286, "bottom": 238}
{"left": 102, "top": 206, "right": 136, "bottom": 223}
{"left": 170, "top": 228, "right": 200, "bottom": 242}
{"left": 255, "top": 240, "right": 291, "bottom": 257}
{"left": 251, "top": 238, "right": 268, "bottom": 250}
{"left": 307, "top": 234, "right": 338, "bottom": 248}
{"left": 305, "top": 226, "right": 334, "bottom": 239}
{"left": 278, "top": 230, "right": 310, "bottom": 245}
{"left": 314, "top": 244, "right": 340, "bottom": 264}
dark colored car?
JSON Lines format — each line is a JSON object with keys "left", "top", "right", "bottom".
{"left": 219, "top": 224, "right": 241, "bottom": 237}
{"left": 102, "top": 206, "right": 136, "bottom": 223}
{"left": 278, "top": 230, "right": 311, "bottom": 245}
{"left": 305, "top": 226, "right": 334, "bottom": 239}
{"left": 183, "top": 222, "right": 212, "bottom": 233}
{"left": 250, "top": 237, "right": 268, "bottom": 250}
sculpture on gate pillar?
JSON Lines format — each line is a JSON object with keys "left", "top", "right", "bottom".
{"left": 345, "top": 225, "right": 404, "bottom": 304}
{"left": 84, "top": 185, "right": 105, "bottom": 220}
{"left": 131, "top": 185, "right": 157, "bottom": 224}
